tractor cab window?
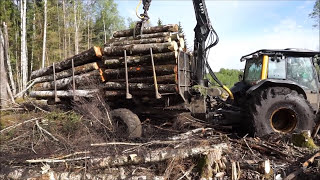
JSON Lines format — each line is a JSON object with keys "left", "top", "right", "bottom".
{"left": 287, "top": 57, "right": 317, "bottom": 91}
{"left": 268, "top": 57, "right": 286, "bottom": 79}
{"left": 244, "top": 57, "right": 263, "bottom": 84}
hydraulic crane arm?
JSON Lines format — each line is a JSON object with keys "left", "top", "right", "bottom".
{"left": 136, "top": 0, "right": 234, "bottom": 99}
{"left": 193, "top": 0, "right": 233, "bottom": 99}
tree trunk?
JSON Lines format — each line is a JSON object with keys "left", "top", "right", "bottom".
{"left": 103, "top": 15, "right": 107, "bottom": 44}
{"left": 104, "top": 90, "right": 157, "bottom": 97}
{"left": 103, "top": 64, "right": 177, "bottom": 79}
{"left": 102, "top": 82, "right": 177, "bottom": 93}
{"left": 42, "top": 0, "right": 47, "bottom": 68}
{"left": 57, "top": 0, "right": 61, "bottom": 60}
{"left": 103, "top": 41, "right": 178, "bottom": 56}
{"left": 0, "top": 28, "right": 9, "bottom": 108}
{"left": 31, "top": 0, "right": 36, "bottom": 76}
{"left": 87, "top": 16, "right": 90, "bottom": 49}
{"left": 74, "top": 0, "right": 79, "bottom": 54}
{"left": 103, "top": 51, "right": 177, "bottom": 68}
{"left": 113, "top": 24, "right": 179, "bottom": 38}
{"left": 68, "top": 33, "right": 71, "bottom": 57}
{"left": 63, "top": 0, "right": 67, "bottom": 59}
{"left": 30, "top": 89, "right": 99, "bottom": 98}
{"left": 31, "top": 46, "right": 102, "bottom": 79}
{"left": 20, "top": 0, "right": 28, "bottom": 91}
{"left": 90, "top": 144, "right": 227, "bottom": 168}
{"left": 105, "top": 37, "right": 171, "bottom": 47}
{"left": 2, "top": 22, "right": 16, "bottom": 95}
{"left": 33, "top": 62, "right": 99, "bottom": 83}
{"left": 33, "top": 70, "right": 101, "bottom": 91}
{"left": 15, "top": 30, "right": 21, "bottom": 93}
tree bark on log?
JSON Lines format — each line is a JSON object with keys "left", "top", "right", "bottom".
{"left": 30, "top": 89, "right": 99, "bottom": 98}
{"left": 102, "top": 51, "right": 177, "bottom": 69}
{"left": 103, "top": 64, "right": 177, "bottom": 79}
{"left": 110, "top": 32, "right": 173, "bottom": 42}
{"left": 1, "top": 168, "right": 165, "bottom": 180}
{"left": 105, "top": 37, "right": 171, "bottom": 47}
{"left": 112, "top": 24, "right": 179, "bottom": 38}
{"left": 112, "top": 74, "right": 176, "bottom": 83}
{"left": 33, "top": 70, "right": 101, "bottom": 91}
{"left": 31, "top": 46, "right": 102, "bottom": 79}
{"left": 33, "top": 62, "right": 99, "bottom": 83}
{"left": 90, "top": 143, "right": 228, "bottom": 168}
{"left": 103, "top": 42, "right": 178, "bottom": 56}
{"left": 102, "top": 82, "right": 177, "bottom": 93}
{"left": 105, "top": 91, "right": 159, "bottom": 97}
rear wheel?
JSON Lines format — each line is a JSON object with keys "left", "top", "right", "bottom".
{"left": 111, "top": 108, "right": 142, "bottom": 138}
{"left": 245, "top": 87, "right": 315, "bottom": 137}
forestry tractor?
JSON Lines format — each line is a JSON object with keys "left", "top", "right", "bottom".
{"left": 131, "top": 0, "right": 320, "bottom": 137}
{"left": 30, "top": 0, "right": 320, "bottom": 138}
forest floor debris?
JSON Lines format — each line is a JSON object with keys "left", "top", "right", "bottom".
{"left": 1, "top": 100, "right": 320, "bottom": 180}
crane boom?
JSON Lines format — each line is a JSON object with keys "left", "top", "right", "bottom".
{"left": 138, "top": 0, "right": 233, "bottom": 98}
{"left": 192, "top": 0, "right": 221, "bottom": 87}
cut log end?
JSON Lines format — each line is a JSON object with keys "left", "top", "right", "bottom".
{"left": 94, "top": 46, "right": 102, "bottom": 58}
{"left": 169, "top": 24, "right": 179, "bottom": 32}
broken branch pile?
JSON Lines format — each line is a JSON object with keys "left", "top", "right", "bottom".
{"left": 30, "top": 24, "right": 187, "bottom": 100}
{"left": 2, "top": 123, "right": 320, "bottom": 179}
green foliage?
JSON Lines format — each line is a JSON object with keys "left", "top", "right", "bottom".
{"left": 309, "top": 0, "right": 320, "bottom": 27}
{"left": 157, "top": 18, "right": 163, "bottom": 26}
{"left": 45, "top": 110, "right": 81, "bottom": 135}
{"left": 292, "top": 131, "right": 318, "bottom": 149}
{"left": 192, "top": 85, "right": 208, "bottom": 96}
{"left": 93, "top": 0, "right": 125, "bottom": 46}
{"left": 178, "top": 21, "right": 183, "bottom": 34}
{"left": 127, "top": 17, "right": 136, "bottom": 29}
{"left": 207, "top": 68, "right": 243, "bottom": 88}
{"left": 0, "top": 0, "right": 127, "bottom": 78}
{"left": 178, "top": 21, "right": 188, "bottom": 48}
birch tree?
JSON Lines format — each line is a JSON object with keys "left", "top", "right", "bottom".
{"left": 42, "top": 0, "right": 47, "bottom": 68}
{"left": 74, "top": 0, "right": 79, "bottom": 54}
{"left": 20, "top": 0, "right": 28, "bottom": 91}
{"left": 0, "top": 27, "right": 9, "bottom": 107}
{"left": 3, "top": 22, "right": 16, "bottom": 95}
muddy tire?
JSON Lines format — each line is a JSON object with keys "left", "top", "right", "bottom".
{"left": 245, "top": 87, "right": 315, "bottom": 137}
{"left": 111, "top": 108, "right": 142, "bottom": 138}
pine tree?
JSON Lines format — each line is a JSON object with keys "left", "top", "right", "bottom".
{"left": 178, "top": 21, "right": 183, "bottom": 34}
{"left": 309, "top": 0, "right": 320, "bottom": 27}
{"left": 157, "top": 18, "right": 163, "bottom": 26}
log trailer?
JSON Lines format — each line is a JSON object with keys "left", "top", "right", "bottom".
{"left": 30, "top": 0, "right": 320, "bottom": 138}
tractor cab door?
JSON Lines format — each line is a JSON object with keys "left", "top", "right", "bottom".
{"left": 286, "top": 56, "right": 320, "bottom": 110}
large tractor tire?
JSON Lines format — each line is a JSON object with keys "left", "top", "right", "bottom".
{"left": 245, "top": 87, "right": 315, "bottom": 137}
{"left": 111, "top": 108, "right": 142, "bottom": 138}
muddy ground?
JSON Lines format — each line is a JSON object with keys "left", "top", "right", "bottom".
{"left": 0, "top": 98, "right": 320, "bottom": 180}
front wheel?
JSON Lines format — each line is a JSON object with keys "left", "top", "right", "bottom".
{"left": 245, "top": 87, "right": 315, "bottom": 137}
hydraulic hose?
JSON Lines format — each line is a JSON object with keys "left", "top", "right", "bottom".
{"left": 206, "top": 61, "right": 234, "bottom": 100}
{"left": 136, "top": 0, "right": 143, "bottom": 19}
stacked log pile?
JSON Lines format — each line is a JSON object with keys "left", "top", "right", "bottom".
{"left": 30, "top": 24, "right": 186, "bottom": 100}
{"left": 101, "top": 24, "right": 184, "bottom": 98}
{"left": 30, "top": 46, "right": 103, "bottom": 98}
